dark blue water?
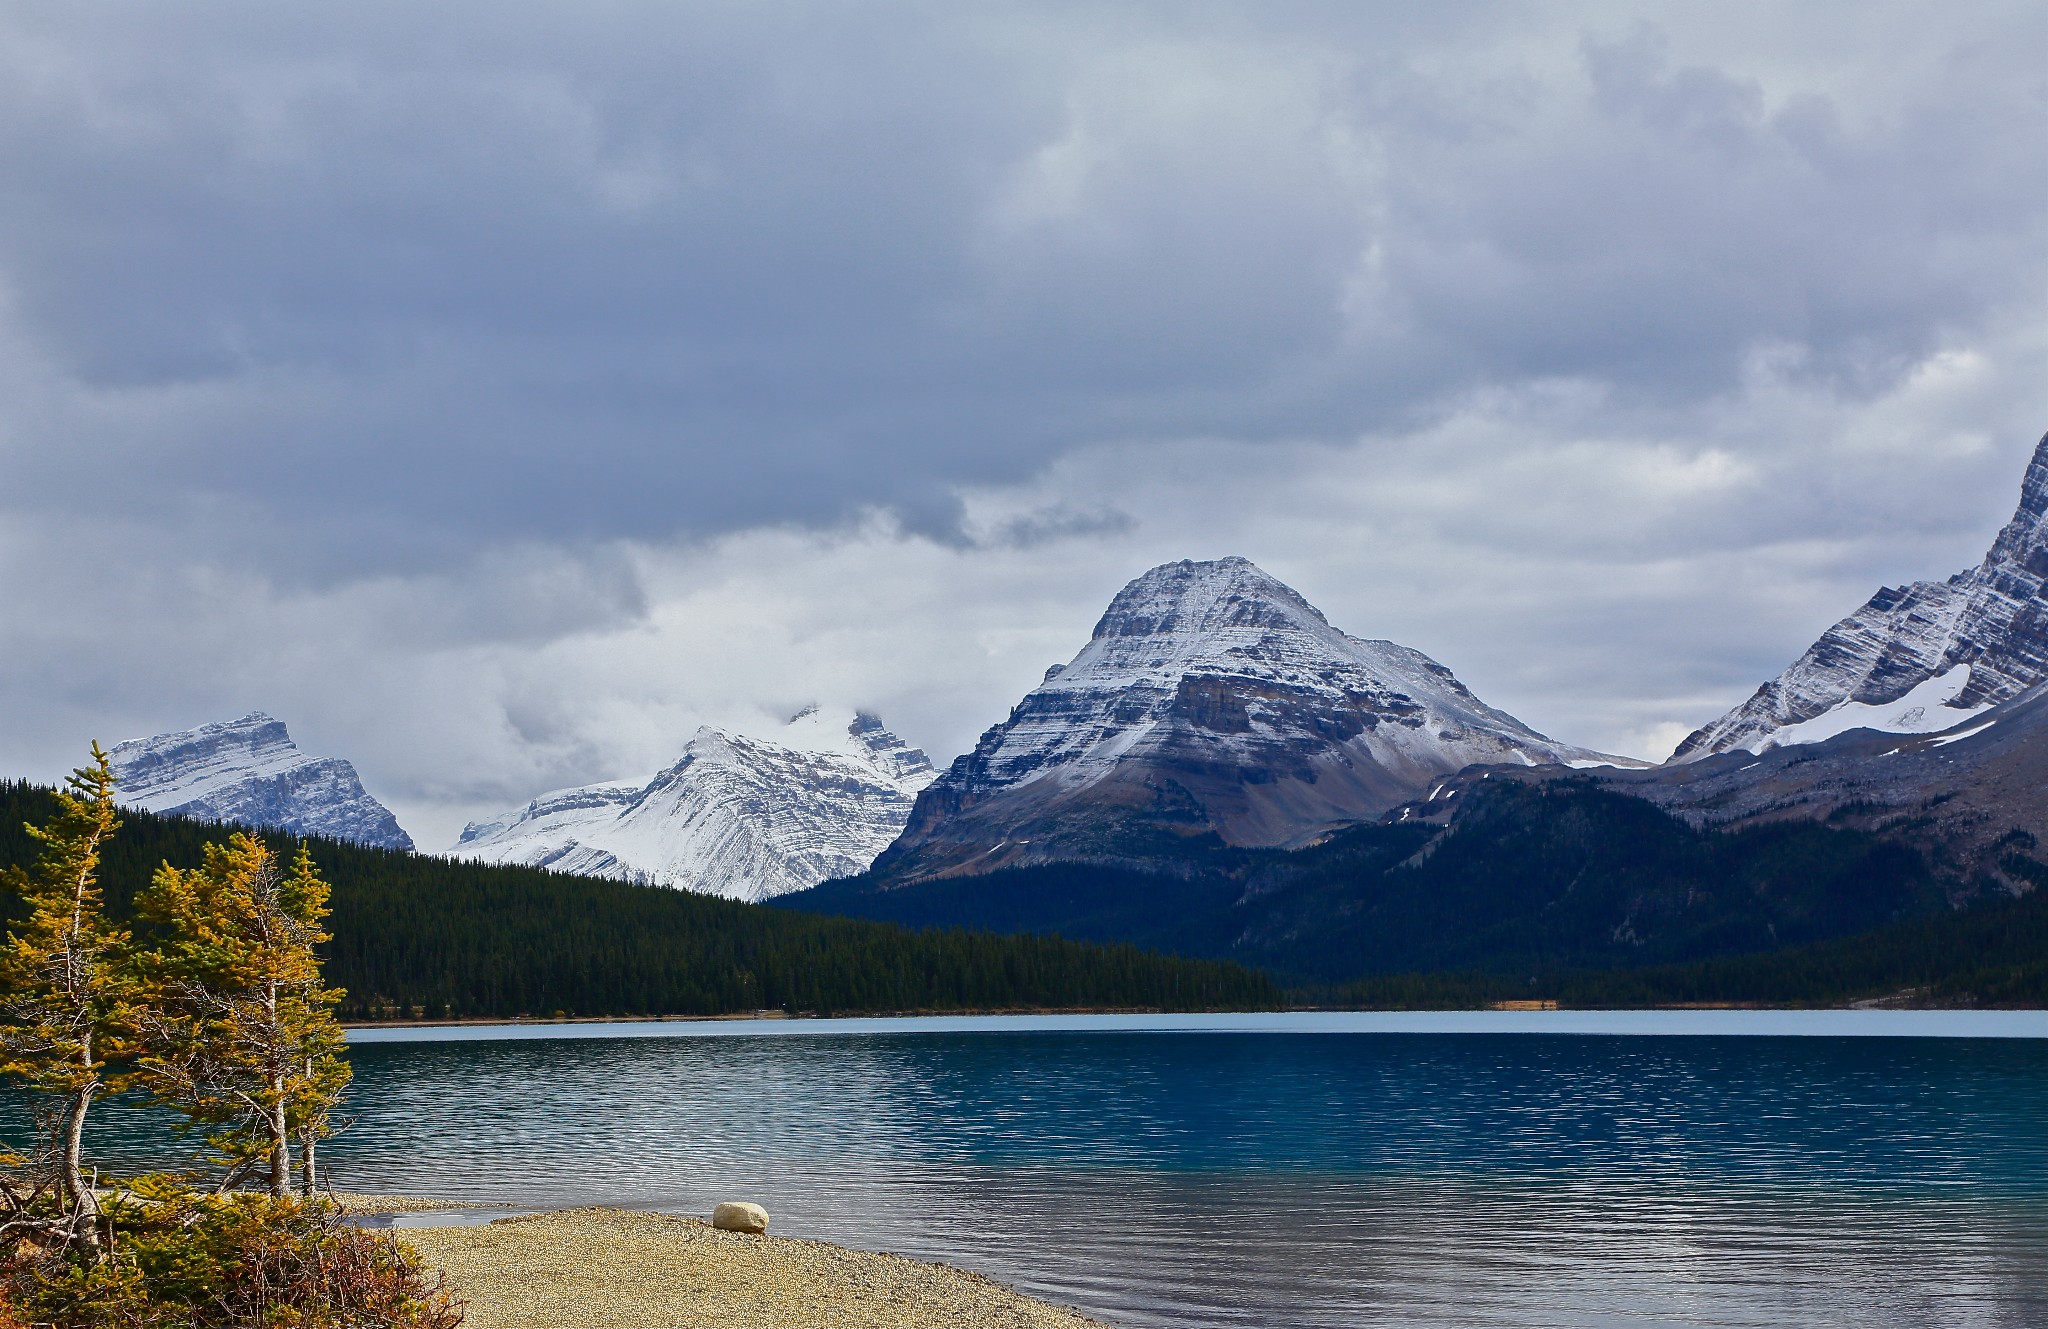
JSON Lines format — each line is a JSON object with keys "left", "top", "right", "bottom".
{"left": 42, "top": 1014, "right": 2048, "bottom": 1327}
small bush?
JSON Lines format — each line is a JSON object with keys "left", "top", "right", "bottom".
{"left": 1, "top": 1180, "right": 462, "bottom": 1328}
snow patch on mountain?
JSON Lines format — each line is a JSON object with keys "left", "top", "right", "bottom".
{"left": 1927, "top": 716, "right": 2000, "bottom": 747}
{"left": 449, "top": 708, "right": 935, "bottom": 902}
{"left": 1766, "top": 665, "right": 1996, "bottom": 748}
{"left": 1675, "top": 432, "right": 2048, "bottom": 760}
{"left": 108, "top": 713, "right": 415, "bottom": 851}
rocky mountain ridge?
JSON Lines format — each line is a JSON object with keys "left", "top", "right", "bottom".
{"left": 1382, "top": 432, "right": 2048, "bottom": 897}
{"left": 107, "top": 713, "right": 414, "bottom": 851}
{"left": 1675, "top": 432, "right": 2048, "bottom": 760}
{"left": 872, "top": 556, "right": 1635, "bottom": 882}
{"left": 1394, "top": 681, "right": 2048, "bottom": 901}
{"left": 450, "top": 708, "right": 936, "bottom": 902}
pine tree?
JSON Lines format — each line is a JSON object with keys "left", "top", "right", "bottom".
{"left": 134, "top": 834, "right": 351, "bottom": 1197}
{"left": 0, "top": 745, "right": 131, "bottom": 1251}
{"left": 281, "top": 844, "right": 351, "bottom": 1196}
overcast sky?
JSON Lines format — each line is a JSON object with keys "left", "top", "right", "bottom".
{"left": 2, "top": 1, "right": 2043, "bottom": 849}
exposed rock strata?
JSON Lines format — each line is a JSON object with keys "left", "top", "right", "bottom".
{"left": 1676, "top": 433, "right": 2048, "bottom": 760}
{"left": 1402, "top": 684, "right": 2048, "bottom": 899}
{"left": 109, "top": 713, "right": 414, "bottom": 851}
{"left": 875, "top": 556, "right": 1634, "bottom": 882}
{"left": 451, "top": 710, "right": 935, "bottom": 902}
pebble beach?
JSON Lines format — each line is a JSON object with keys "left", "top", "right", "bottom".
{"left": 381, "top": 1205, "right": 1112, "bottom": 1329}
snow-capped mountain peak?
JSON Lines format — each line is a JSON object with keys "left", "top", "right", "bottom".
{"left": 450, "top": 709, "right": 934, "bottom": 902}
{"left": 1044, "top": 556, "right": 1557, "bottom": 746}
{"left": 108, "top": 712, "right": 414, "bottom": 851}
{"left": 779, "top": 704, "right": 936, "bottom": 784}
{"left": 1675, "top": 431, "right": 2048, "bottom": 760}
{"left": 873, "top": 556, "right": 1634, "bottom": 881}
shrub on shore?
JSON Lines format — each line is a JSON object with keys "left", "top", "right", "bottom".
{"left": 0, "top": 748, "right": 413, "bottom": 1325}
{"left": 0, "top": 1180, "right": 461, "bottom": 1328}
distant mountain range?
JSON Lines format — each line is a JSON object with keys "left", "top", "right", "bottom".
{"left": 788, "top": 431, "right": 2048, "bottom": 984}
{"left": 109, "top": 706, "right": 936, "bottom": 902}
{"left": 449, "top": 708, "right": 935, "bottom": 902}
{"left": 102, "top": 431, "right": 2047, "bottom": 990}
{"left": 108, "top": 713, "right": 413, "bottom": 852}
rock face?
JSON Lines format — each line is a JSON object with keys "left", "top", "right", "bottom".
{"left": 872, "top": 556, "right": 1633, "bottom": 882}
{"left": 450, "top": 708, "right": 936, "bottom": 902}
{"left": 1403, "top": 681, "right": 2048, "bottom": 900}
{"left": 108, "top": 713, "right": 415, "bottom": 851}
{"left": 1675, "top": 432, "right": 2048, "bottom": 760}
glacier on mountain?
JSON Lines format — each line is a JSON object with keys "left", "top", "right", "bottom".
{"left": 108, "top": 713, "right": 415, "bottom": 851}
{"left": 1675, "top": 432, "right": 2048, "bottom": 760}
{"left": 874, "top": 556, "right": 1637, "bottom": 880}
{"left": 449, "top": 708, "right": 936, "bottom": 902}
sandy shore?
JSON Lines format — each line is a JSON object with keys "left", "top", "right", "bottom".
{"left": 398, "top": 1206, "right": 1113, "bottom": 1329}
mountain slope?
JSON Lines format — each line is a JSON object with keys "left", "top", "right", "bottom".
{"left": 1431, "top": 680, "right": 2048, "bottom": 898}
{"left": 450, "top": 709, "right": 935, "bottom": 902}
{"left": 790, "top": 777, "right": 1951, "bottom": 984}
{"left": 873, "top": 556, "right": 1633, "bottom": 882}
{"left": 108, "top": 712, "right": 413, "bottom": 851}
{"left": 1675, "top": 432, "right": 2048, "bottom": 760}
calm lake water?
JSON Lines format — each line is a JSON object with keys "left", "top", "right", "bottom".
{"left": 58, "top": 1012, "right": 2048, "bottom": 1326}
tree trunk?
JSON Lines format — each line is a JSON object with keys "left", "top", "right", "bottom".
{"left": 267, "top": 1095, "right": 292, "bottom": 1197}
{"left": 59, "top": 1085, "right": 101, "bottom": 1252}
{"left": 264, "top": 980, "right": 292, "bottom": 1197}
{"left": 299, "top": 1134, "right": 318, "bottom": 1197}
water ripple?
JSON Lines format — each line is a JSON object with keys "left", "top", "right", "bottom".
{"left": 34, "top": 1026, "right": 2048, "bottom": 1327}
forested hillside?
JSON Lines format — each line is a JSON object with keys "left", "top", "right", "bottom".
{"left": 0, "top": 782, "right": 1279, "bottom": 1020}
{"left": 1327, "top": 875, "right": 2048, "bottom": 1008}
{"left": 789, "top": 778, "right": 2044, "bottom": 1003}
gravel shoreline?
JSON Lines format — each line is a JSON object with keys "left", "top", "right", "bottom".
{"left": 397, "top": 1206, "right": 1114, "bottom": 1328}
{"left": 328, "top": 1191, "right": 504, "bottom": 1213}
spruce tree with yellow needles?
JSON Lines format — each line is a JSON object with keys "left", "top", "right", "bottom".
{"left": 0, "top": 743, "right": 132, "bottom": 1253}
{"left": 135, "top": 834, "right": 352, "bottom": 1197}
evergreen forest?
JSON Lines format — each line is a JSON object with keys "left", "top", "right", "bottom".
{"left": 0, "top": 781, "right": 1281, "bottom": 1020}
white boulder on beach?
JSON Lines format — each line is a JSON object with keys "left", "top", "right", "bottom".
{"left": 712, "top": 1201, "right": 770, "bottom": 1234}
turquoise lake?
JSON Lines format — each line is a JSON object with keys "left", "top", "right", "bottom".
{"left": 60, "top": 1012, "right": 2048, "bottom": 1326}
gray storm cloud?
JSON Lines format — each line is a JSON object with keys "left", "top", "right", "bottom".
{"left": 0, "top": 1, "right": 2042, "bottom": 845}
{"left": 4, "top": 3, "right": 2038, "bottom": 554}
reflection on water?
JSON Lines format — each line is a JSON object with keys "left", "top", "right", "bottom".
{"left": 29, "top": 1026, "right": 2048, "bottom": 1327}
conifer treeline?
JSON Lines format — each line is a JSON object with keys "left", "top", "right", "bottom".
{"left": 0, "top": 783, "right": 1281, "bottom": 1020}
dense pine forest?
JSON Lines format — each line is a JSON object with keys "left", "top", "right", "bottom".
{"left": 0, "top": 782, "right": 1281, "bottom": 1020}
